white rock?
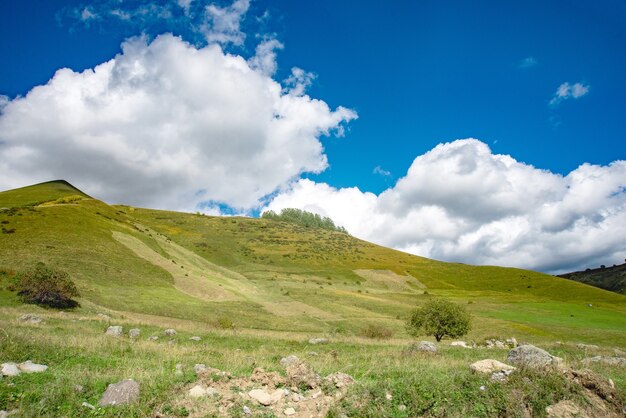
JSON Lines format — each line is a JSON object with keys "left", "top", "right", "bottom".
{"left": 284, "top": 407, "right": 296, "bottom": 416}
{"left": 1, "top": 363, "right": 20, "bottom": 377}
{"left": 194, "top": 364, "right": 207, "bottom": 374}
{"left": 81, "top": 402, "right": 96, "bottom": 410}
{"left": 242, "top": 406, "right": 251, "bottom": 415}
{"left": 385, "top": 391, "right": 393, "bottom": 400}
{"left": 147, "top": 335, "right": 159, "bottom": 341}
{"left": 18, "top": 361, "right": 48, "bottom": 373}
{"left": 19, "top": 314, "right": 42, "bottom": 324}
{"left": 308, "top": 338, "right": 328, "bottom": 345}
{"left": 105, "top": 326, "right": 123, "bottom": 337}
{"left": 248, "top": 389, "right": 284, "bottom": 406}
{"left": 189, "top": 385, "right": 208, "bottom": 398}
{"left": 451, "top": 341, "right": 471, "bottom": 348}
{"left": 128, "top": 329, "right": 140, "bottom": 339}
{"left": 190, "top": 336, "right": 201, "bottom": 341}
{"left": 280, "top": 355, "right": 300, "bottom": 367}
{"left": 470, "top": 359, "right": 515, "bottom": 374}
{"left": 164, "top": 329, "right": 177, "bottom": 336}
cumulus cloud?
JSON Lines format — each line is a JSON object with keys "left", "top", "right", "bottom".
{"left": 549, "top": 82, "right": 590, "bottom": 106}
{"left": 283, "top": 67, "right": 316, "bottom": 97}
{"left": 0, "top": 34, "right": 357, "bottom": 211}
{"left": 248, "top": 37, "right": 284, "bottom": 76}
{"left": 264, "top": 139, "right": 626, "bottom": 273}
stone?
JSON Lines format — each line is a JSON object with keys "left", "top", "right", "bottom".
{"left": 97, "top": 313, "right": 111, "bottom": 320}
{"left": 194, "top": 364, "right": 207, "bottom": 374}
{"left": 404, "top": 341, "right": 437, "bottom": 354}
{"left": 280, "top": 355, "right": 300, "bottom": 367}
{"left": 242, "top": 406, "right": 251, "bottom": 415}
{"left": 19, "top": 314, "right": 42, "bottom": 324}
{"left": 470, "top": 359, "right": 516, "bottom": 374}
{"left": 576, "top": 343, "right": 599, "bottom": 350}
{"left": 205, "top": 387, "right": 218, "bottom": 397}
{"left": 148, "top": 335, "right": 159, "bottom": 341}
{"left": 74, "top": 385, "right": 84, "bottom": 393}
{"left": 189, "top": 385, "right": 208, "bottom": 398}
{"left": 506, "top": 338, "right": 518, "bottom": 347}
{"left": 308, "top": 338, "right": 328, "bottom": 345}
{"left": 284, "top": 407, "right": 296, "bottom": 416}
{"left": 324, "top": 372, "right": 355, "bottom": 389}
{"left": 190, "top": 336, "right": 201, "bottom": 341}
{"left": 105, "top": 326, "right": 123, "bottom": 337}
{"left": 507, "top": 344, "right": 563, "bottom": 368}
{"left": 398, "top": 405, "right": 407, "bottom": 412}
{"left": 18, "top": 361, "right": 48, "bottom": 373}
{"left": 545, "top": 400, "right": 588, "bottom": 418}
{"left": 81, "top": 402, "right": 96, "bottom": 410}
{"left": 286, "top": 361, "right": 321, "bottom": 389}
{"left": 451, "top": 341, "right": 471, "bottom": 348}
{"left": 1, "top": 363, "right": 20, "bottom": 377}
{"left": 98, "top": 379, "right": 140, "bottom": 407}
{"left": 164, "top": 329, "right": 177, "bottom": 336}
{"left": 491, "top": 370, "right": 514, "bottom": 382}
{"left": 248, "top": 388, "right": 284, "bottom": 406}
{"left": 582, "top": 356, "right": 626, "bottom": 367}
{"left": 128, "top": 329, "right": 140, "bottom": 338}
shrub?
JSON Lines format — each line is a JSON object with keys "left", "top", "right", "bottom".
{"left": 14, "top": 262, "right": 79, "bottom": 308}
{"left": 406, "top": 298, "right": 471, "bottom": 342}
{"left": 359, "top": 323, "right": 394, "bottom": 339}
{"left": 215, "top": 316, "right": 235, "bottom": 330}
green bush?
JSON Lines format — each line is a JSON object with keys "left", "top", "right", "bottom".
{"left": 359, "top": 323, "right": 394, "bottom": 339}
{"left": 14, "top": 262, "right": 79, "bottom": 308}
{"left": 406, "top": 298, "right": 471, "bottom": 341}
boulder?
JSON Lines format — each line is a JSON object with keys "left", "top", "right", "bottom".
{"left": 308, "top": 338, "right": 328, "bottom": 345}
{"left": 19, "top": 314, "right": 42, "bottom": 324}
{"left": 248, "top": 388, "right": 284, "bottom": 406}
{"left": 164, "top": 329, "right": 177, "bottom": 336}
{"left": 404, "top": 341, "right": 437, "bottom": 354}
{"left": 105, "top": 326, "right": 123, "bottom": 337}
{"left": 507, "top": 344, "right": 563, "bottom": 368}
{"left": 470, "top": 359, "right": 515, "bottom": 374}
{"left": 98, "top": 379, "right": 140, "bottom": 407}
{"left": 1, "top": 363, "right": 20, "bottom": 377}
{"left": 17, "top": 361, "right": 48, "bottom": 373}
{"left": 128, "top": 329, "right": 140, "bottom": 339}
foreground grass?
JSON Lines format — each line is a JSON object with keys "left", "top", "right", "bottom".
{"left": 1, "top": 304, "right": 624, "bottom": 417}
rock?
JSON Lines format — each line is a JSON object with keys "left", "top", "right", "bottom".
{"left": 97, "top": 313, "right": 111, "bottom": 320}
{"left": 190, "top": 336, "right": 201, "bottom": 341}
{"left": 147, "top": 335, "right": 159, "bottom": 341}
{"left": 248, "top": 388, "right": 284, "bottom": 406}
{"left": 404, "top": 341, "right": 437, "bottom": 354}
{"left": 164, "top": 329, "right": 177, "bottom": 336}
{"left": 491, "top": 370, "right": 514, "bottom": 382}
{"left": 105, "top": 326, "right": 123, "bottom": 337}
{"left": 19, "top": 314, "right": 42, "bottom": 324}
{"left": 324, "top": 372, "right": 355, "bottom": 389}
{"left": 280, "top": 355, "right": 300, "bottom": 367}
{"left": 385, "top": 391, "right": 393, "bottom": 400}
{"left": 18, "top": 361, "right": 48, "bottom": 373}
{"left": 308, "top": 338, "right": 328, "bottom": 345}
{"left": 451, "top": 341, "right": 471, "bottom": 348}
{"left": 286, "top": 361, "right": 321, "bottom": 389}
{"left": 582, "top": 356, "right": 626, "bottom": 367}
{"left": 194, "top": 364, "right": 207, "bottom": 374}
{"left": 175, "top": 364, "right": 183, "bottom": 376}
{"left": 81, "top": 402, "right": 96, "bottom": 410}
{"left": 98, "top": 379, "right": 140, "bottom": 407}
{"left": 576, "top": 343, "right": 599, "bottom": 350}
{"left": 128, "top": 329, "right": 140, "bottom": 339}
{"left": 614, "top": 348, "right": 625, "bottom": 356}
{"left": 205, "top": 387, "right": 218, "bottom": 397}
{"left": 284, "top": 407, "right": 296, "bottom": 416}
{"left": 242, "top": 406, "right": 251, "bottom": 415}
{"left": 470, "top": 359, "right": 515, "bottom": 374}
{"left": 1, "top": 363, "right": 20, "bottom": 377}
{"left": 507, "top": 344, "right": 563, "bottom": 368}
{"left": 546, "top": 400, "right": 588, "bottom": 418}
{"left": 398, "top": 405, "right": 407, "bottom": 412}
{"left": 506, "top": 338, "right": 518, "bottom": 347}
{"left": 189, "top": 385, "right": 208, "bottom": 398}
{"left": 74, "top": 385, "right": 84, "bottom": 393}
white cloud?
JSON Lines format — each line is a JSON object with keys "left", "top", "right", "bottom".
{"left": 283, "top": 67, "right": 316, "bottom": 97}
{"left": 248, "top": 37, "right": 284, "bottom": 76}
{"left": 550, "top": 82, "right": 590, "bottom": 106}
{"left": 518, "top": 56, "right": 537, "bottom": 68}
{"left": 0, "top": 34, "right": 356, "bottom": 211}
{"left": 202, "top": 0, "right": 249, "bottom": 45}
{"left": 373, "top": 166, "right": 391, "bottom": 177}
{"left": 264, "top": 139, "right": 626, "bottom": 273}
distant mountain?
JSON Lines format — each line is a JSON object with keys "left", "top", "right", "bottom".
{"left": 558, "top": 263, "right": 626, "bottom": 294}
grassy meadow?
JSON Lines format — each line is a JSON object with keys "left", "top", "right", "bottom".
{"left": 0, "top": 180, "right": 625, "bottom": 416}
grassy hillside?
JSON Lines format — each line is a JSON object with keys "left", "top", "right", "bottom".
{"left": 1, "top": 180, "right": 625, "bottom": 416}
{"left": 559, "top": 263, "right": 626, "bottom": 294}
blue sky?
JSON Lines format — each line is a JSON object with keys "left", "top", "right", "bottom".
{"left": 1, "top": 0, "right": 625, "bottom": 272}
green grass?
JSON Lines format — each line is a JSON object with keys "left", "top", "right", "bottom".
{"left": 0, "top": 180, "right": 625, "bottom": 416}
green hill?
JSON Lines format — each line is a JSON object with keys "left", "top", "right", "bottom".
{"left": 1, "top": 180, "right": 624, "bottom": 343}
{"left": 559, "top": 263, "right": 626, "bottom": 294}
{"left": 1, "top": 180, "right": 625, "bottom": 417}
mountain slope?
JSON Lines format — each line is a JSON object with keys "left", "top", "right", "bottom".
{"left": 559, "top": 263, "right": 626, "bottom": 294}
{"left": 1, "top": 180, "right": 625, "bottom": 344}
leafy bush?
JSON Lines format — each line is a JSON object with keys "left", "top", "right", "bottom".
{"left": 261, "top": 208, "right": 348, "bottom": 234}
{"left": 14, "top": 262, "right": 79, "bottom": 308}
{"left": 215, "top": 316, "right": 235, "bottom": 330}
{"left": 406, "top": 298, "right": 471, "bottom": 341}
{"left": 359, "top": 323, "right": 394, "bottom": 339}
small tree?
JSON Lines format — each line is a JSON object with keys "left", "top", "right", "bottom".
{"left": 14, "top": 262, "right": 79, "bottom": 308}
{"left": 406, "top": 298, "right": 471, "bottom": 341}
